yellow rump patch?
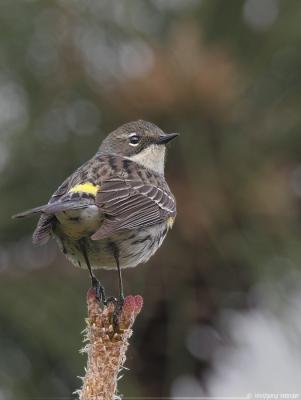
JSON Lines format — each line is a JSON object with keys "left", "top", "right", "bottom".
{"left": 69, "top": 182, "right": 100, "bottom": 197}
{"left": 167, "top": 216, "right": 175, "bottom": 229}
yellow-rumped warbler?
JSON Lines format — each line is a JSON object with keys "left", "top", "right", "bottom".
{"left": 13, "top": 120, "right": 178, "bottom": 303}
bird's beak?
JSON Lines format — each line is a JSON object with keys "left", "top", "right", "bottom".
{"left": 157, "top": 133, "right": 179, "bottom": 145}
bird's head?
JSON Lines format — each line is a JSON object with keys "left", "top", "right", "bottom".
{"left": 99, "top": 120, "right": 178, "bottom": 174}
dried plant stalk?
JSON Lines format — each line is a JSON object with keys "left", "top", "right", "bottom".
{"left": 77, "top": 288, "right": 143, "bottom": 400}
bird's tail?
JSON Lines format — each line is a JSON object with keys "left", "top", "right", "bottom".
{"left": 12, "top": 200, "right": 88, "bottom": 219}
{"left": 12, "top": 207, "right": 56, "bottom": 245}
{"left": 12, "top": 205, "right": 49, "bottom": 219}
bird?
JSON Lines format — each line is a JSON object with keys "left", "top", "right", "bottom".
{"left": 13, "top": 120, "right": 178, "bottom": 305}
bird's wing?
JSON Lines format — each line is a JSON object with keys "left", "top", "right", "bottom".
{"left": 29, "top": 196, "right": 95, "bottom": 245}
{"left": 92, "top": 175, "right": 176, "bottom": 240}
{"left": 32, "top": 214, "right": 55, "bottom": 245}
{"left": 31, "top": 181, "right": 99, "bottom": 245}
{"left": 14, "top": 158, "right": 100, "bottom": 244}
{"left": 13, "top": 153, "right": 176, "bottom": 243}
{"left": 13, "top": 154, "right": 128, "bottom": 219}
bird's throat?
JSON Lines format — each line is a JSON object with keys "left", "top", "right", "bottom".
{"left": 127, "top": 145, "right": 166, "bottom": 175}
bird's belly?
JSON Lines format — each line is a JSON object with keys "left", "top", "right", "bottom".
{"left": 55, "top": 206, "right": 103, "bottom": 239}
{"left": 55, "top": 222, "right": 169, "bottom": 270}
{"left": 116, "top": 224, "right": 168, "bottom": 268}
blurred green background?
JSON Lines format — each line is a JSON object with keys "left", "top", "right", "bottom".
{"left": 2, "top": 0, "right": 301, "bottom": 398}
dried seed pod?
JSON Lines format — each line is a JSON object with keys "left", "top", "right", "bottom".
{"left": 77, "top": 288, "right": 143, "bottom": 400}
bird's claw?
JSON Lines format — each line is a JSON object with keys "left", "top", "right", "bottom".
{"left": 104, "top": 296, "right": 124, "bottom": 329}
{"left": 91, "top": 277, "right": 125, "bottom": 328}
{"left": 91, "top": 277, "right": 106, "bottom": 305}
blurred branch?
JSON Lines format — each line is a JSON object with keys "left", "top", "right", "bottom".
{"left": 77, "top": 289, "right": 143, "bottom": 400}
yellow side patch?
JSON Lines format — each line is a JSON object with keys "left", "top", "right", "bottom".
{"left": 69, "top": 182, "right": 100, "bottom": 197}
{"left": 167, "top": 216, "right": 175, "bottom": 229}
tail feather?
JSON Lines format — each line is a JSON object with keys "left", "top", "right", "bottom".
{"left": 12, "top": 205, "right": 49, "bottom": 219}
{"left": 12, "top": 200, "right": 90, "bottom": 219}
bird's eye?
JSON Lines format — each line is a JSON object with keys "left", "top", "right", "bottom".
{"left": 129, "top": 133, "right": 140, "bottom": 146}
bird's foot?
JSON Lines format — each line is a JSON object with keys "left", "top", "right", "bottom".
{"left": 91, "top": 277, "right": 106, "bottom": 305}
{"left": 104, "top": 296, "right": 125, "bottom": 329}
{"left": 91, "top": 276, "right": 125, "bottom": 327}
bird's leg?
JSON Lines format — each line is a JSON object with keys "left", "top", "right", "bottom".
{"left": 104, "top": 242, "right": 124, "bottom": 326}
{"left": 112, "top": 244, "right": 124, "bottom": 304}
{"left": 79, "top": 240, "right": 106, "bottom": 304}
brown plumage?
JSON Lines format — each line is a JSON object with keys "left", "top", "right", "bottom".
{"left": 13, "top": 120, "right": 178, "bottom": 302}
